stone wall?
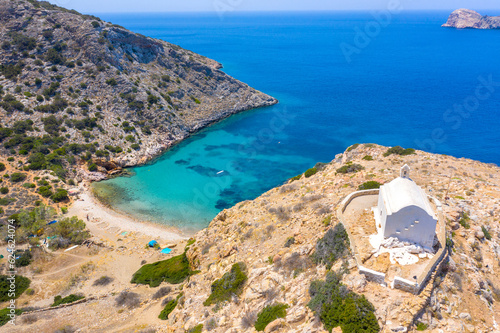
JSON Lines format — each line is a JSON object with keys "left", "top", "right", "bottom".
{"left": 358, "top": 265, "right": 386, "bottom": 285}
{"left": 338, "top": 190, "right": 387, "bottom": 284}
{"left": 338, "top": 191, "right": 449, "bottom": 294}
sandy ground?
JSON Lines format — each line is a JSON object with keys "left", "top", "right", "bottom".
{"left": 1, "top": 184, "right": 194, "bottom": 333}
{"left": 68, "top": 185, "right": 186, "bottom": 244}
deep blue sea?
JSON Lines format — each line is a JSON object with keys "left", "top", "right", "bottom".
{"left": 92, "top": 11, "right": 500, "bottom": 232}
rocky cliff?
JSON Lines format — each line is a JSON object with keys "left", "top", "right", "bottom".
{"left": 0, "top": 0, "right": 276, "bottom": 214}
{"left": 0, "top": 0, "right": 276, "bottom": 167}
{"left": 443, "top": 9, "right": 500, "bottom": 29}
{"left": 8, "top": 144, "right": 500, "bottom": 333}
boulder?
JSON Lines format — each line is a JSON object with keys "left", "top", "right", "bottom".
{"left": 264, "top": 318, "right": 287, "bottom": 333}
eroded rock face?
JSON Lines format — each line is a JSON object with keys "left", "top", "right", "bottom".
{"left": 0, "top": 0, "right": 278, "bottom": 181}
{"left": 442, "top": 9, "right": 500, "bottom": 29}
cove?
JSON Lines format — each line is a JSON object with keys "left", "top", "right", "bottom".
{"left": 92, "top": 11, "right": 500, "bottom": 232}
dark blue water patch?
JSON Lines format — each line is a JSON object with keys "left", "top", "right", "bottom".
{"left": 187, "top": 165, "right": 231, "bottom": 177}
{"left": 204, "top": 143, "right": 242, "bottom": 151}
{"left": 175, "top": 159, "right": 190, "bottom": 165}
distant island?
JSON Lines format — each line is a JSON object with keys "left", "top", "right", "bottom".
{"left": 443, "top": 9, "right": 500, "bottom": 29}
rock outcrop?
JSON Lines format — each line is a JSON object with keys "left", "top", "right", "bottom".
{"left": 0, "top": 0, "right": 277, "bottom": 212}
{"left": 442, "top": 9, "right": 500, "bottom": 29}
{"left": 7, "top": 144, "right": 500, "bottom": 333}
{"left": 0, "top": 0, "right": 277, "bottom": 169}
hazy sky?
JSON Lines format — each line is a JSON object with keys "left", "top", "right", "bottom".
{"left": 47, "top": 0, "right": 500, "bottom": 13}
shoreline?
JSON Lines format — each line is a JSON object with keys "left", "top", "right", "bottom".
{"left": 68, "top": 183, "right": 187, "bottom": 243}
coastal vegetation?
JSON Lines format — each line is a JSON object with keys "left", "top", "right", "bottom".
{"left": 131, "top": 252, "right": 197, "bottom": 287}
{"left": 0, "top": 275, "right": 31, "bottom": 301}
{"left": 115, "top": 291, "right": 141, "bottom": 309}
{"left": 313, "top": 223, "right": 350, "bottom": 269}
{"left": 254, "top": 303, "right": 289, "bottom": 331}
{"left": 0, "top": 308, "right": 23, "bottom": 326}
{"left": 383, "top": 146, "right": 416, "bottom": 157}
{"left": 358, "top": 181, "right": 382, "bottom": 190}
{"left": 158, "top": 293, "right": 183, "bottom": 320}
{"left": 187, "top": 324, "right": 203, "bottom": 333}
{"left": 7, "top": 205, "right": 89, "bottom": 249}
{"left": 304, "top": 167, "right": 318, "bottom": 178}
{"left": 336, "top": 162, "right": 364, "bottom": 174}
{"left": 51, "top": 294, "right": 85, "bottom": 307}
{"left": 308, "top": 271, "right": 379, "bottom": 333}
{"left": 203, "top": 262, "right": 248, "bottom": 306}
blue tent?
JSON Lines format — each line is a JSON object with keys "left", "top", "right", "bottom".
{"left": 148, "top": 240, "right": 158, "bottom": 247}
{"left": 161, "top": 248, "right": 172, "bottom": 254}
{"left": 47, "top": 220, "right": 57, "bottom": 225}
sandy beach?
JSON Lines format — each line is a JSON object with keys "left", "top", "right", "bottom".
{"left": 68, "top": 184, "right": 187, "bottom": 244}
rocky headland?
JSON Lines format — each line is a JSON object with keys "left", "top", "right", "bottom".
{"left": 5, "top": 144, "right": 500, "bottom": 333}
{"left": 0, "top": 0, "right": 276, "bottom": 215}
{"left": 443, "top": 9, "right": 500, "bottom": 29}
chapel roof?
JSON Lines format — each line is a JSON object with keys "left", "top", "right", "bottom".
{"left": 380, "top": 177, "right": 436, "bottom": 217}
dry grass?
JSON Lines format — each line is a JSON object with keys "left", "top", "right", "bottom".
{"left": 115, "top": 291, "right": 141, "bottom": 309}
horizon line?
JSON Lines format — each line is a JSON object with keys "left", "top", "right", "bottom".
{"left": 85, "top": 8, "right": 500, "bottom": 15}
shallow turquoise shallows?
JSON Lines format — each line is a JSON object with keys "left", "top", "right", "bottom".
{"left": 92, "top": 11, "right": 500, "bottom": 232}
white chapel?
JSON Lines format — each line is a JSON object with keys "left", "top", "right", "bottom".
{"left": 373, "top": 165, "right": 438, "bottom": 249}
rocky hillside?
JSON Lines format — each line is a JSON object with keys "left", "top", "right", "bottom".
{"left": 8, "top": 144, "right": 500, "bottom": 333}
{"left": 0, "top": 0, "right": 276, "bottom": 216}
{"left": 442, "top": 9, "right": 500, "bottom": 29}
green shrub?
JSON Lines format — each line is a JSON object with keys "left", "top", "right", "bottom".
{"left": 45, "top": 48, "right": 65, "bottom": 65}
{"left": 131, "top": 143, "right": 140, "bottom": 150}
{"left": 254, "top": 303, "right": 288, "bottom": 331}
{"left": 158, "top": 294, "right": 182, "bottom": 320}
{"left": 346, "top": 143, "right": 359, "bottom": 152}
{"left": 51, "top": 189, "right": 68, "bottom": 202}
{"left": 0, "top": 163, "right": 5, "bottom": 172}
{"left": 336, "top": 163, "right": 364, "bottom": 174}
{"left": 362, "top": 155, "right": 373, "bottom": 161}
{"left": 131, "top": 252, "right": 196, "bottom": 287}
{"left": 14, "top": 250, "right": 32, "bottom": 267}
{"left": 27, "top": 153, "right": 47, "bottom": 170}
{"left": 10, "top": 32, "right": 36, "bottom": 51}
{"left": 313, "top": 223, "right": 350, "bottom": 269}
{"left": 10, "top": 172, "right": 27, "bottom": 183}
{"left": 0, "top": 308, "right": 23, "bottom": 326}
{"left": 284, "top": 237, "right": 295, "bottom": 248}
{"left": 290, "top": 174, "right": 302, "bottom": 182}
{"left": 51, "top": 294, "right": 84, "bottom": 307}
{"left": 383, "top": 146, "right": 415, "bottom": 157}
{"left": 88, "top": 163, "right": 98, "bottom": 172}
{"left": 482, "top": 226, "right": 492, "bottom": 240}
{"left": 49, "top": 216, "right": 89, "bottom": 246}
{"left": 105, "top": 78, "right": 118, "bottom": 86}
{"left": 416, "top": 322, "right": 428, "bottom": 331}
{"left": 0, "top": 63, "right": 23, "bottom": 80}
{"left": 358, "top": 181, "right": 382, "bottom": 190}
{"left": 459, "top": 211, "right": 470, "bottom": 229}
{"left": 91, "top": 21, "right": 100, "bottom": 28}
{"left": 0, "top": 187, "right": 8, "bottom": 194}
{"left": 304, "top": 167, "right": 318, "bottom": 178}
{"left": 38, "top": 186, "right": 53, "bottom": 198}
{"left": 0, "top": 94, "right": 24, "bottom": 112}
{"left": 308, "top": 272, "right": 379, "bottom": 333}
{"left": 187, "top": 324, "right": 203, "bottom": 333}
{"left": 147, "top": 94, "right": 159, "bottom": 104}
{"left": 0, "top": 275, "right": 31, "bottom": 301}
{"left": 0, "top": 198, "right": 9, "bottom": 206}
{"left": 204, "top": 262, "right": 247, "bottom": 306}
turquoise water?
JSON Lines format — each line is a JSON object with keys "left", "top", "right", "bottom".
{"left": 93, "top": 11, "right": 500, "bottom": 231}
